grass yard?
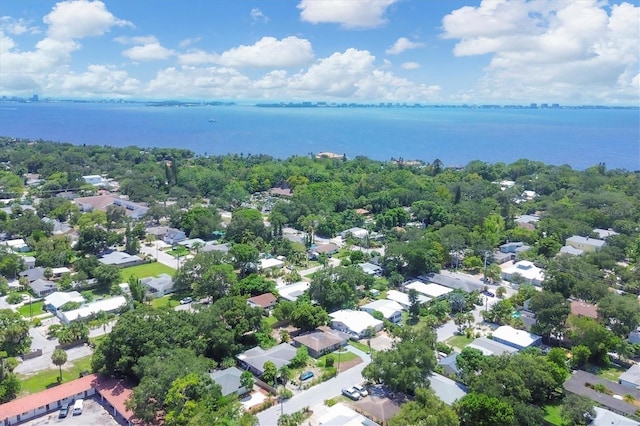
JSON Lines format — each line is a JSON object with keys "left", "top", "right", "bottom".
{"left": 543, "top": 401, "right": 564, "bottom": 426}
{"left": 445, "top": 334, "right": 474, "bottom": 350}
{"left": 18, "top": 355, "right": 93, "bottom": 396}
{"left": 120, "top": 262, "right": 176, "bottom": 282}
{"left": 316, "top": 350, "right": 358, "bottom": 368}
{"left": 17, "top": 301, "right": 46, "bottom": 317}
{"left": 166, "top": 246, "right": 190, "bottom": 258}
{"left": 592, "top": 364, "right": 627, "bottom": 382}
{"left": 349, "top": 341, "right": 371, "bottom": 353}
{"left": 150, "top": 294, "right": 182, "bottom": 309}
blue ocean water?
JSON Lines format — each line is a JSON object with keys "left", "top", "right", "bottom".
{"left": 1, "top": 102, "right": 638, "bottom": 170}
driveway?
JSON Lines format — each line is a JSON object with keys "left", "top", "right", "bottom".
{"left": 257, "top": 346, "right": 371, "bottom": 425}
{"left": 139, "top": 241, "right": 181, "bottom": 269}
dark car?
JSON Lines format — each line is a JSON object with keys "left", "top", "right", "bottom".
{"left": 483, "top": 290, "right": 495, "bottom": 297}
{"left": 59, "top": 402, "right": 70, "bottom": 418}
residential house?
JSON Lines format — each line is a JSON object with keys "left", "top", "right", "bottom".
{"left": 58, "top": 296, "right": 128, "bottom": 324}
{"left": 29, "top": 279, "right": 57, "bottom": 297}
{"left": 340, "top": 227, "right": 369, "bottom": 240}
{"left": 501, "top": 260, "right": 545, "bottom": 286}
{"left": 292, "top": 327, "right": 351, "bottom": 358}
{"left": 19, "top": 267, "right": 46, "bottom": 283}
{"left": 209, "top": 367, "right": 250, "bottom": 397}
{"left": 466, "top": 336, "right": 519, "bottom": 356}
{"left": 310, "top": 243, "right": 339, "bottom": 259}
{"left": 74, "top": 195, "right": 148, "bottom": 219}
{"left": 42, "top": 217, "right": 73, "bottom": 235}
{"left": 236, "top": 343, "right": 297, "bottom": 377}
{"left": 259, "top": 258, "right": 284, "bottom": 271}
{"left": 1, "top": 238, "right": 30, "bottom": 252}
{"left": 82, "top": 175, "right": 109, "bottom": 186}
{"left": 269, "top": 183, "right": 293, "bottom": 198}
{"left": 22, "top": 256, "right": 36, "bottom": 270}
{"left": 99, "top": 251, "right": 144, "bottom": 268}
{"left": 329, "top": 309, "right": 383, "bottom": 339}
{"left": 44, "top": 291, "right": 85, "bottom": 313}
{"left": 247, "top": 293, "right": 277, "bottom": 311}
{"left": 405, "top": 281, "right": 452, "bottom": 300}
{"left": 492, "top": 325, "right": 541, "bottom": 350}
{"left": 178, "top": 238, "right": 205, "bottom": 250}
{"left": 559, "top": 245, "right": 584, "bottom": 256}
{"left": 438, "top": 351, "right": 461, "bottom": 377}
{"left": 318, "top": 403, "right": 380, "bottom": 426}
{"left": 278, "top": 281, "right": 310, "bottom": 302}
{"left": 565, "top": 235, "right": 606, "bottom": 253}
{"left": 422, "top": 272, "right": 486, "bottom": 293}
{"left": 570, "top": 300, "right": 599, "bottom": 320}
{"left": 428, "top": 373, "right": 468, "bottom": 405}
{"left": 593, "top": 228, "right": 619, "bottom": 240}
{"left": 202, "top": 242, "right": 230, "bottom": 254}
{"left": 619, "top": 364, "right": 640, "bottom": 390}
{"left": 385, "top": 289, "right": 430, "bottom": 310}
{"left": 140, "top": 274, "right": 175, "bottom": 298}
{"left": 592, "top": 407, "right": 639, "bottom": 426}
{"left": 359, "top": 262, "right": 382, "bottom": 276}
{"left": 361, "top": 299, "right": 403, "bottom": 324}
{"left": 163, "top": 228, "right": 187, "bottom": 245}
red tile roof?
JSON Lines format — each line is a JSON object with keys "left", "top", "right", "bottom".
{"left": 0, "top": 374, "right": 134, "bottom": 422}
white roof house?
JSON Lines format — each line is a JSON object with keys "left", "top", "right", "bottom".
{"left": 278, "top": 281, "right": 310, "bottom": 302}
{"left": 1, "top": 238, "right": 29, "bottom": 252}
{"left": 99, "top": 251, "right": 143, "bottom": 267}
{"left": 619, "top": 364, "right": 640, "bottom": 390}
{"left": 259, "top": 258, "right": 284, "bottom": 270}
{"left": 361, "top": 299, "right": 403, "bottom": 324}
{"left": 593, "top": 228, "right": 619, "bottom": 240}
{"left": 58, "top": 296, "right": 128, "bottom": 324}
{"left": 140, "top": 274, "right": 175, "bottom": 297}
{"left": 318, "top": 402, "right": 380, "bottom": 426}
{"left": 492, "top": 325, "right": 541, "bottom": 350}
{"left": 340, "top": 227, "right": 369, "bottom": 239}
{"left": 329, "top": 309, "right": 383, "bottom": 339}
{"left": 44, "top": 291, "right": 85, "bottom": 311}
{"left": 405, "top": 281, "right": 452, "bottom": 299}
{"left": 501, "top": 260, "right": 545, "bottom": 286}
{"left": 559, "top": 245, "right": 584, "bottom": 256}
{"left": 386, "top": 289, "right": 430, "bottom": 309}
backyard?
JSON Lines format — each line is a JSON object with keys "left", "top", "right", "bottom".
{"left": 120, "top": 262, "right": 176, "bottom": 282}
{"left": 17, "top": 301, "right": 46, "bottom": 318}
{"left": 18, "top": 355, "right": 93, "bottom": 395}
{"left": 445, "top": 334, "right": 474, "bottom": 350}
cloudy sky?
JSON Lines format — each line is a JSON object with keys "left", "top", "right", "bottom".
{"left": 1, "top": 0, "right": 638, "bottom": 104}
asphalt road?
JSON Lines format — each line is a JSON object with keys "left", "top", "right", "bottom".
{"left": 257, "top": 346, "right": 371, "bottom": 426}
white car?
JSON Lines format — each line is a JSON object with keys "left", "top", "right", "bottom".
{"left": 179, "top": 297, "right": 193, "bottom": 305}
{"left": 353, "top": 384, "right": 368, "bottom": 397}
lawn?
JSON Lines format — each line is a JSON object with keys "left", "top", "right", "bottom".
{"left": 445, "top": 334, "right": 474, "bottom": 350}
{"left": 543, "top": 401, "right": 564, "bottom": 426}
{"left": 166, "top": 246, "right": 189, "bottom": 258}
{"left": 120, "top": 262, "right": 176, "bottom": 282}
{"left": 592, "top": 364, "right": 627, "bottom": 382}
{"left": 17, "top": 301, "right": 46, "bottom": 317}
{"left": 150, "top": 294, "right": 182, "bottom": 309}
{"left": 349, "top": 341, "right": 371, "bottom": 353}
{"left": 316, "top": 350, "right": 357, "bottom": 368}
{"left": 18, "top": 355, "right": 93, "bottom": 395}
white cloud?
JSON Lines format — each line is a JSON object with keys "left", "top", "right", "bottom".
{"left": 144, "top": 48, "right": 440, "bottom": 101}
{"left": 298, "top": 0, "right": 398, "bottom": 29}
{"left": 441, "top": 0, "right": 640, "bottom": 104}
{"left": 217, "top": 36, "right": 314, "bottom": 68}
{"left": 250, "top": 7, "right": 269, "bottom": 24}
{"left": 178, "top": 49, "right": 219, "bottom": 66}
{"left": 123, "top": 43, "right": 175, "bottom": 62}
{"left": 401, "top": 62, "right": 421, "bottom": 70}
{"left": 178, "top": 37, "right": 201, "bottom": 49}
{"left": 48, "top": 64, "right": 141, "bottom": 96}
{"left": 386, "top": 37, "right": 425, "bottom": 55}
{"left": 44, "top": 0, "right": 132, "bottom": 40}
{"left": 0, "top": 16, "right": 40, "bottom": 35}
{"left": 114, "top": 35, "right": 158, "bottom": 45}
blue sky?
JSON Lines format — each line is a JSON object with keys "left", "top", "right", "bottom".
{"left": 1, "top": 0, "right": 638, "bottom": 104}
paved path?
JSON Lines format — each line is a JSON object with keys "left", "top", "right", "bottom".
{"left": 139, "top": 241, "right": 181, "bottom": 270}
{"left": 257, "top": 346, "right": 371, "bottom": 425}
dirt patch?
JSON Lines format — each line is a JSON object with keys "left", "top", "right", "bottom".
{"left": 338, "top": 356, "right": 363, "bottom": 373}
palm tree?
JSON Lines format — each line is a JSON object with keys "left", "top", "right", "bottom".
{"left": 52, "top": 348, "right": 67, "bottom": 382}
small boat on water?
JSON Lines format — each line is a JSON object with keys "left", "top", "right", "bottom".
{"left": 208, "top": 118, "right": 217, "bottom": 123}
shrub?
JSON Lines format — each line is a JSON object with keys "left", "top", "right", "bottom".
{"left": 325, "top": 398, "right": 337, "bottom": 407}
{"left": 6, "top": 293, "right": 23, "bottom": 304}
{"left": 436, "top": 342, "right": 454, "bottom": 355}
{"left": 325, "top": 354, "right": 335, "bottom": 367}
{"left": 31, "top": 317, "right": 42, "bottom": 327}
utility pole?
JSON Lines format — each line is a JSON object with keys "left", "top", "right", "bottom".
{"left": 483, "top": 251, "right": 489, "bottom": 283}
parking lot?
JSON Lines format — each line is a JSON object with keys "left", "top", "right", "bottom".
{"left": 19, "top": 398, "right": 122, "bottom": 426}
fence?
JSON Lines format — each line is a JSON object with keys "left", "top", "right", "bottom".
{"left": 21, "top": 349, "right": 43, "bottom": 360}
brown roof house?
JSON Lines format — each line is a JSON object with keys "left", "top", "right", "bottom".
{"left": 293, "top": 326, "right": 351, "bottom": 358}
{"left": 570, "top": 300, "right": 598, "bottom": 319}
{"left": 247, "top": 293, "right": 277, "bottom": 311}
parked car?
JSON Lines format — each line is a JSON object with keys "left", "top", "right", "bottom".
{"left": 299, "top": 371, "right": 314, "bottom": 381}
{"left": 72, "top": 399, "right": 84, "bottom": 416}
{"left": 59, "top": 402, "right": 70, "bottom": 418}
{"left": 483, "top": 290, "right": 495, "bottom": 298}
{"left": 353, "top": 384, "right": 368, "bottom": 397}
{"left": 342, "top": 387, "right": 361, "bottom": 401}
{"left": 180, "top": 297, "right": 193, "bottom": 305}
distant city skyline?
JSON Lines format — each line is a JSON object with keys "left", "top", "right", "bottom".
{"left": 1, "top": 0, "right": 638, "bottom": 105}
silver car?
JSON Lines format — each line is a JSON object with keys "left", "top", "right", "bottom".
{"left": 353, "top": 384, "right": 368, "bottom": 397}
{"left": 342, "top": 387, "right": 361, "bottom": 400}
